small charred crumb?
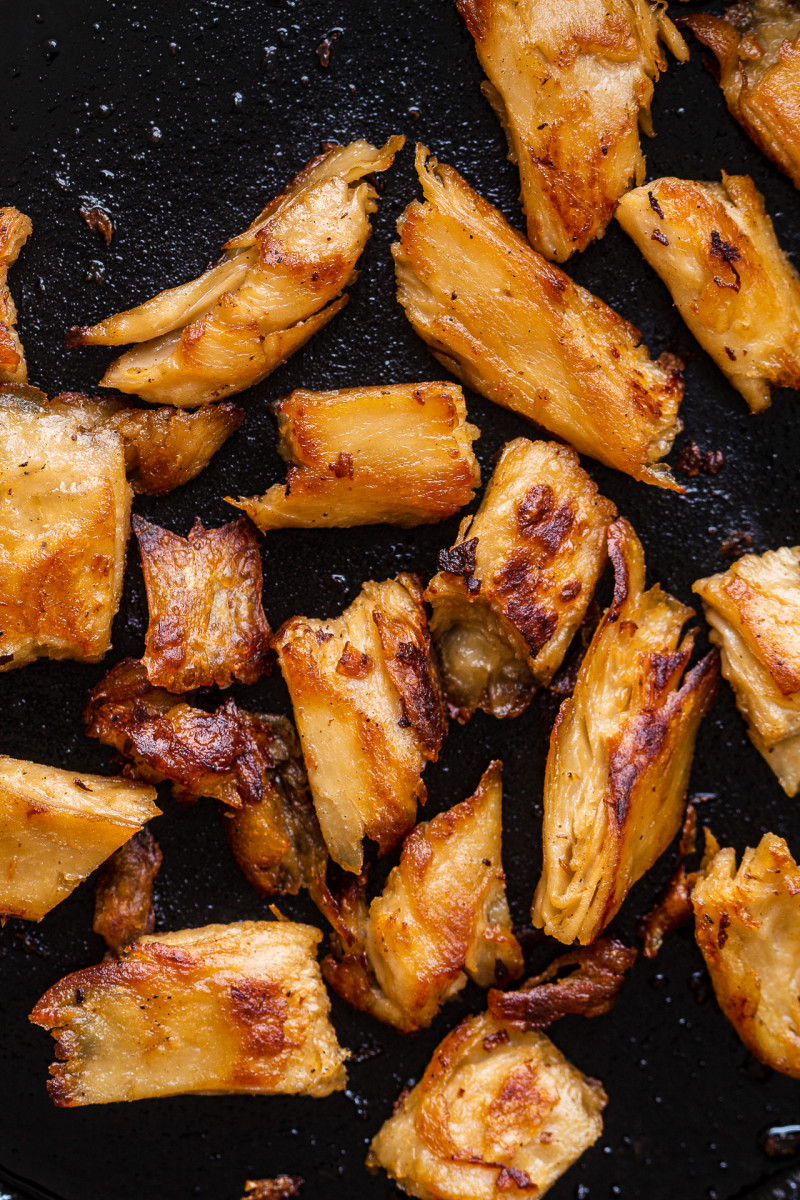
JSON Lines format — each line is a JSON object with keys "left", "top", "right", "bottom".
{"left": 348, "top": 1037, "right": 384, "bottom": 1063}
{"left": 79, "top": 205, "right": 114, "bottom": 246}
{"left": 724, "top": 345, "right": 737, "bottom": 361}
{"left": 85, "top": 260, "right": 106, "bottom": 285}
{"left": 336, "top": 643, "right": 373, "bottom": 679}
{"left": 393, "top": 1083, "right": 412, "bottom": 1113}
{"left": 688, "top": 969, "right": 712, "bottom": 1005}
{"left": 242, "top": 1176, "right": 304, "bottom": 1199}
{"left": 763, "top": 1125, "right": 800, "bottom": 1157}
{"left": 330, "top": 450, "right": 354, "bottom": 479}
{"left": 482, "top": 1028, "right": 510, "bottom": 1051}
{"left": 676, "top": 440, "right": 726, "bottom": 478}
{"left": 316, "top": 29, "right": 342, "bottom": 68}
{"left": 648, "top": 191, "right": 665, "bottom": 219}
{"left": 496, "top": 1166, "right": 535, "bottom": 1191}
{"left": 12, "top": 928, "right": 50, "bottom": 959}
{"left": 488, "top": 938, "right": 636, "bottom": 1029}
{"left": 437, "top": 537, "right": 478, "bottom": 579}
{"left": 710, "top": 229, "right": 742, "bottom": 292}
{"left": 651, "top": 228, "right": 669, "bottom": 246}
{"left": 719, "top": 530, "right": 752, "bottom": 558}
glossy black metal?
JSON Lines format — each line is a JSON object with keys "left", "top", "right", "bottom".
{"left": 1, "top": 2, "right": 800, "bottom": 1198}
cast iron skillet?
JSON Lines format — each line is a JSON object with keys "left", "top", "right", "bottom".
{"left": 2, "top": 2, "right": 800, "bottom": 1197}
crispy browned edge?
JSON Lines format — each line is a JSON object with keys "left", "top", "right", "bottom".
{"left": 488, "top": 939, "right": 637, "bottom": 1028}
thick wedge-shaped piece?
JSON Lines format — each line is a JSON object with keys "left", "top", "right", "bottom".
{"left": 274, "top": 573, "right": 446, "bottom": 873}
{"left": 134, "top": 515, "right": 272, "bottom": 691}
{"left": 617, "top": 174, "right": 800, "bottom": 412}
{"left": 50, "top": 391, "right": 244, "bottom": 495}
{"left": 457, "top": 0, "right": 687, "bottom": 261}
{"left": 67, "top": 137, "right": 404, "bottom": 406}
{"left": 0, "top": 755, "right": 159, "bottom": 921}
{"left": 694, "top": 546, "right": 800, "bottom": 796}
{"left": 0, "top": 207, "right": 31, "bottom": 383}
{"left": 0, "top": 385, "right": 132, "bottom": 671}
{"left": 393, "top": 146, "right": 685, "bottom": 489}
{"left": 30, "top": 920, "right": 347, "bottom": 1104}
{"left": 367, "top": 1010, "right": 606, "bottom": 1199}
{"left": 93, "top": 828, "right": 162, "bottom": 957}
{"left": 85, "top": 660, "right": 331, "bottom": 911}
{"left": 426, "top": 439, "right": 616, "bottom": 721}
{"left": 693, "top": 833, "right": 800, "bottom": 1078}
{"left": 681, "top": 1, "right": 800, "bottom": 190}
{"left": 322, "top": 762, "right": 522, "bottom": 1032}
{"left": 532, "top": 518, "right": 719, "bottom": 945}
{"left": 230, "top": 382, "right": 480, "bottom": 530}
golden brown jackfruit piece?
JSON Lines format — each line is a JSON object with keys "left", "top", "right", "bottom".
{"left": 693, "top": 833, "right": 800, "bottom": 1078}
{"left": 393, "top": 146, "right": 685, "bottom": 489}
{"left": 322, "top": 762, "right": 522, "bottom": 1033}
{"left": 0, "top": 385, "right": 132, "bottom": 671}
{"left": 426, "top": 438, "right": 617, "bottom": 721}
{"left": 67, "top": 137, "right": 404, "bottom": 406}
{"left": 274, "top": 573, "right": 446, "bottom": 873}
{"left": 30, "top": 920, "right": 348, "bottom": 1105}
{"left": 532, "top": 518, "right": 719, "bottom": 945}
{"left": 617, "top": 174, "right": 800, "bottom": 412}
{"left": 93, "top": 827, "right": 163, "bottom": 957}
{"left": 694, "top": 545, "right": 800, "bottom": 796}
{"left": 49, "top": 391, "right": 244, "bottom": 494}
{"left": 0, "top": 207, "right": 31, "bottom": 383}
{"left": 367, "top": 1010, "right": 606, "bottom": 1199}
{"left": 457, "top": 0, "right": 687, "bottom": 261}
{"left": 134, "top": 514, "right": 272, "bottom": 692}
{"left": 681, "top": 0, "right": 800, "bottom": 191}
{"left": 0, "top": 754, "right": 159, "bottom": 922}
{"left": 230, "top": 382, "right": 480, "bottom": 530}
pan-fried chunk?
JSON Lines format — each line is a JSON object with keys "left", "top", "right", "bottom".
{"left": 0, "top": 755, "right": 159, "bottom": 922}
{"left": 322, "top": 762, "right": 522, "bottom": 1033}
{"left": 617, "top": 174, "right": 800, "bottom": 412}
{"left": 241, "top": 1180, "right": 303, "bottom": 1200}
{"left": 0, "top": 385, "right": 132, "bottom": 671}
{"left": 693, "top": 833, "right": 800, "bottom": 1078}
{"left": 274, "top": 574, "right": 446, "bottom": 873}
{"left": 67, "top": 137, "right": 404, "bottom": 407}
{"left": 93, "top": 828, "right": 162, "bottom": 957}
{"left": 134, "top": 515, "right": 272, "bottom": 691}
{"left": 84, "top": 660, "right": 331, "bottom": 909}
{"left": 30, "top": 920, "right": 347, "bottom": 1104}
{"left": 426, "top": 439, "right": 616, "bottom": 721}
{"left": 393, "top": 146, "right": 685, "bottom": 489}
{"left": 532, "top": 518, "right": 719, "bottom": 946}
{"left": 694, "top": 546, "right": 800, "bottom": 796}
{"left": 457, "top": 0, "right": 687, "bottom": 261}
{"left": 681, "top": 0, "right": 800, "bottom": 190}
{"left": 488, "top": 939, "right": 637, "bottom": 1029}
{"left": 0, "top": 207, "right": 31, "bottom": 383}
{"left": 50, "top": 392, "right": 244, "bottom": 494}
{"left": 367, "top": 1011, "right": 606, "bottom": 1199}
{"left": 230, "top": 382, "right": 480, "bottom": 530}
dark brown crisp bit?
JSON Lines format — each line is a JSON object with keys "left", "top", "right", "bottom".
{"left": 437, "top": 537, "right": 478, "bottom": 579}
{"left": 719, "top": 530, "right": 752, "bottom": 558}
{"left": 242, "top": 1176, "right": 304, "bottom": 1199}
{"left": 80, "top": 205, "right": 114, "bottom": 246}
{"left": 676, "top": 440, "right": 726, "bottom": 478}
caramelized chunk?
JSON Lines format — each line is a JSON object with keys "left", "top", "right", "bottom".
{"left": 367, "top": 1011, "right": 606, "bottom": 1199}
{"left": 393, "top": 145, "right": 685, "bottom": 490}
{"left": 694, "top": 545, "right": 800, "bottom": 795}
{"left": 0, "top": 207, "right": 31, "bottom": 383}
{"left": 0, "top": 385, "right": 132, "bottom": 671}
{"left": 681, "top": 0, "right": 800, "bottom": 190}
{"left": 457, "top": 0, "right": 686, "bottom": 260}
{"left": 488, "top": 939, "right": 637, "bottom": 1029}
{"left": 426, "top": 438, "right": 616, "bottom": 721}
{"left": 241, "top": 1181, "right": 303, "bottom": 1200}
{"left": 30, "top": 920, "right": 348, "bottom": 1104}
{"left": 532, "top": 518, "right": 719, "bottom": 945}
{"left": 0, "top": 754, "right": 159, "bottom": 922}
{"left": 322, "top": 762, "right": 522, "bottom": 1033}
{"left": 693, "top": 833, "right": 800, "bottom": 1078}
{"left": 134, "top": 515, "right": 272, "bottom": 691}
{"left": 49, "top": 392, "right": 244, "bottom": 494}
{"left": 617, "top": 174, "right": 800, "bottom": 412}
{"left": 230, "top": 382, "right": 480, "bottom": 529}
{"left": 93, "top": 827, "right": 163, "bottom": 957}
{"left": 67, "top": 138, "right": 404, "bottom": 407}
{"left": 274, "top": 574, "right": 446, "bottom": 873}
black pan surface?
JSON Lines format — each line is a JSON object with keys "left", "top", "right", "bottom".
{"left": 2, "top": 2, "right": 800, "bottom": 1197}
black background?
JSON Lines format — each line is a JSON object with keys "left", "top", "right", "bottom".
{"left": 1, "top": 2, "right": 800, "bottom": 1198}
